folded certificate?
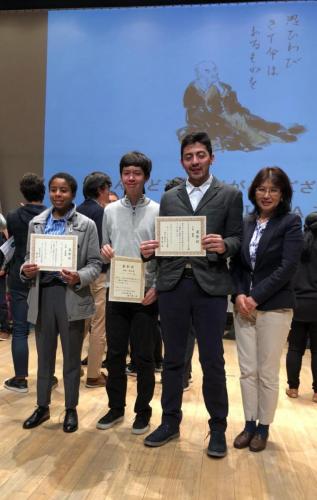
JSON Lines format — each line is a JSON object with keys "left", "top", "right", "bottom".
{"left": 30, "top": 234, "right": 78, "bottom": 271}
{"left": 155, "top": 216, "right": 206, "bottom": 257}
{"left": 109, "top": 256, "right": 145, "bottom": 303}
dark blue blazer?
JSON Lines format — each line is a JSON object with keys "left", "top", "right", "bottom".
{"left": 231, "top": 212, "right": 303, "bottom": 310}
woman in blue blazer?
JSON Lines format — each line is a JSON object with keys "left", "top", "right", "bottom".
{"left": 231, "top": 167, "right": 303, "bottom": 452}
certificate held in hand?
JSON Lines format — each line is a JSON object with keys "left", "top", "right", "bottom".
{"left": 155, "top": 216, "right": 206, "bottom": 257}
{"left": 109, "top": 256, "right": 145, "bottom": 303}
{"left": 30, "top": 234, "right": 78, "bottom": 271}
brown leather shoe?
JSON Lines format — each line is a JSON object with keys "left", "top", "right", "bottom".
{"left": 249, "top": 433, "right": 268, "bottom": 452}
{"left": 233, "top": 430, "right": 255, "bottom": 449}
{"left": 286, "top": 388, "right": 298, "bottom": 398}
{"left": 85, "top": 372, "right": 107, "bottom": 388}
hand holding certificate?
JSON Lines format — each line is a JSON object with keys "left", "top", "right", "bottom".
{"left": 155, "top": 216, "right": 206, "bottom": 257}
{"left": 30, "top": 234, "right": 78, "bottom": 271}
{"left": 109, "top": 256, "right": 145, "bottom": 303}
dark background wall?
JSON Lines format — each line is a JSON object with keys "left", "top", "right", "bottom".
{"left": 0, "top": 11, "right": 48, "bottom": 214}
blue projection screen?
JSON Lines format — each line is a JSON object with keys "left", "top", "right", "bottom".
{"left": 44, "top": 1, "right": 317, "bottom": 217}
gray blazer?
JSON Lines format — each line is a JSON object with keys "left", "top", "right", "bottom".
{"left": 22, "top": 207, "right": 102, "bottom": 324}
{"left": 156, "top": 177, "right": 243, "bottom": 295}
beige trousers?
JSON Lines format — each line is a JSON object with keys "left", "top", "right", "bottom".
{"left": 84, "top": 272, "right": 107, "bottom": 379}
{"left": 234, "top": 308, "right": 293, "bottom": 425}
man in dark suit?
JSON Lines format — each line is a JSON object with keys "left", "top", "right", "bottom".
{"left": 140, "top": 132, "right": 243, "bottom": 457}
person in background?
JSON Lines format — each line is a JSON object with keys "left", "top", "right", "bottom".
{"left": 77, "top": 171, "right": 112, "bottom": 388}
{"left": 4, "top": 174, "right": 47, "bottom": 391}
{"left": 0, "top": 214, "right": 10, "bottom": 341}
{"left": 286, "top": 211, "right": 317, "bottom": 403}
{"left": 232, "top": 167, "right": 303, "bottom": 452}
{"left": 97, "top": 151, "right": 159, "bottom": 435}
{"left": 22, "top": 172, "right": 102, "bottom": 433}
{"left": 108, "top": 191, "right": 119, "bottom": 204}
{"left": 141, "top": 132, "right": 243, "bottom": 458}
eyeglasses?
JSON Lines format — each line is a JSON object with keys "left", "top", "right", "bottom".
{"left": 255, "top": 187, "right": 281, "bottom": 196}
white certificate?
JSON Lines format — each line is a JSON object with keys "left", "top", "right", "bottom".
{"left": 109, "top": 256, "right": 145, "bottom": 303}
{"left": 155, "top": 216, "right": 206, "bottom": 257}
{"left": 30, "top": 234, "right": 78, "bottom": 271}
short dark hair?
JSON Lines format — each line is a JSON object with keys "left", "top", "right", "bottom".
{"left": 119, "top": 151, "right": 152, "bottom": 179}
{"left": 48, "top": 172, "right": 77, "bottom": 196}
{"left": 181, "top": 132, "right": 213, "bottom": 158}
{"left": 248, "top": 167, "right": 293, "bottom": 216}
{"left": 82, "top": 171, "right": 112, "bottom": 199}
{"left": 164, "top": 177, "right": 185, "bottom": 192}
{"left": 20, "top": 173, "right": 45, "bottom": 202}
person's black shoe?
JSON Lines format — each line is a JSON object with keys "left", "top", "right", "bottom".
{"left": 132, "top": 413, "right": 151, "bottom": 435}
{"left": 81, "top": 356, "right": 88, "bottom": 366}
{"left": 207, "top": 431, "right": 227, "bottom": 458}
{"left": 96, "top": 409, "right": 124, "bottom": 430}
{"left": 125, "top": 362, "right": 137, "bottom": 376}
{"left": 23, "top": 406, "right": 50, "bottom": 429}
{"left": 63, "top": 409, "right": 78, "bottom": 433}
{"left": 144, "top": 423, "right": 180, "bottom": 447}
{"left": 4, "top": 376, "right": 28, "bottom": 393}
{"left": 51, "top": 376, "right": 58, "bottom": 390}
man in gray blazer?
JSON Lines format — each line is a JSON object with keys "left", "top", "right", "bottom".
{"left": 141, "top": 132, "right": 243, "bottom": 457}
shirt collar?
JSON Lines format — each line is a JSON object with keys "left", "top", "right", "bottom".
{"left": 186, "top": 175, "right": 213, "bottom": 194}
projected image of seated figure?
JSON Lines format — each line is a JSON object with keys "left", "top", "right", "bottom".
{"left": 177, "top": 60, "right": 305, "bottom": 152}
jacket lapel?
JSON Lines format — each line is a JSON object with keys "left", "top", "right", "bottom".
{"left": 195, "top": 177, "right": 221, "bottom": 213}
{"left": 176, "top": 185, "right": 193, "bottom": 213}
{"left": 254, "top": 217, "right": 280, "bottom": 268}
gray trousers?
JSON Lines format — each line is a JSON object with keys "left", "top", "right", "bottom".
{"left": 35, "top": 285, "right": 85, "bottom": 408}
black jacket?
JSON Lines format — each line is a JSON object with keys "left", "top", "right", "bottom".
{"left": 231, "top": 213, "right": 303, "bottom": 310}
{"left": 77, "top": 198, "right": 107, "bottom": 273}
{"left": 6, "top": 204, "right": 46, "bottom": 290}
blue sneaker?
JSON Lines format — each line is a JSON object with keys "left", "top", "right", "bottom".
{"left": 207, "top": 431, "right": 227, "bottom": 458}
{"left": 144, "top": 423, "right": 180, "bottom": 447}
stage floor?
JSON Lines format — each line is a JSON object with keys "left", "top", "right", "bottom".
{"left": 0, "top": 333, "right": 316, "bottom": 499}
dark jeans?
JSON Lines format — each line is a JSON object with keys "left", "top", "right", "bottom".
{"left": 106, "top": 300, "right": 158, "bottom": 417}
{"left": 159, "top": 276, "right": 228, "bottom": 432}
{"left": 10, "top": 288, "right": 29, "bottom": 377}
{"left": 0, "top": 276, "right": 9, "bottom": 332}
{"left": 286, "top": 319, "right": 317, "bottom": 392}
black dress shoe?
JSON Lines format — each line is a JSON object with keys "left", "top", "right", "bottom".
{"left": 63, "top": 408, "right": 78, "bottom": 433}
{"left": 23, "top": 406, "right": 50, "bottom": 429}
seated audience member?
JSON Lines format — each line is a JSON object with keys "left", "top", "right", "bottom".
{"left": 4, "top": 174, "right": 47, "bottom": 391}
{"left": 97, "top": 151, "right": 159, "bottom": 435}
{"left": 22, "top": 172, "right": 102, "bottom": 433}
{"left": 231, "top": 167, "right": 303, "bottom": 452}
{"left": 77, "top": 171, "right": 112, "bottom": 388}
{"left": 286, "top": 211, "right": 317, "bottom": 402}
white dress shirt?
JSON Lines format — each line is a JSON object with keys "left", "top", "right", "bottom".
{"left": 186, "top": 175, "right": 213, "bottom": 211}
